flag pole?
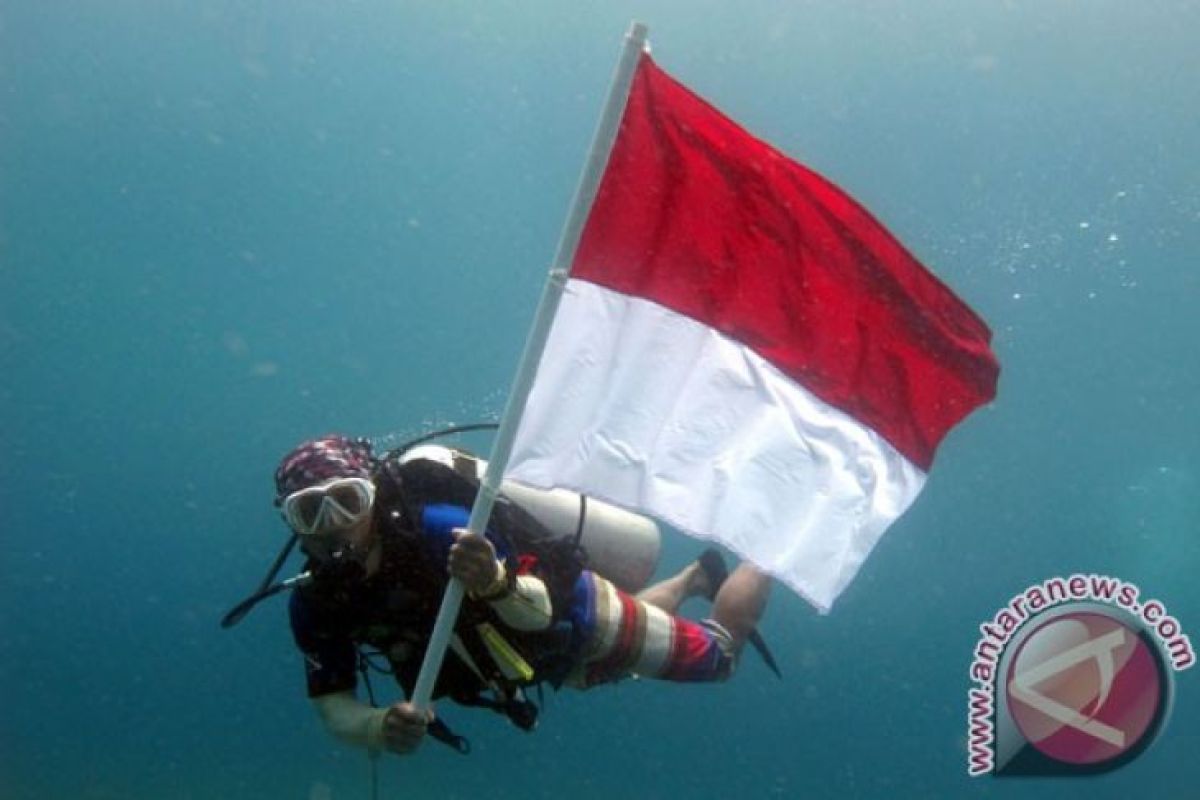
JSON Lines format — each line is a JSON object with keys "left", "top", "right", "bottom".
{"left": 410, "top": 20, "right": 649, "bottom": 712}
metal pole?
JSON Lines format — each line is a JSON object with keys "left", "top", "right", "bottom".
{"left": 410, "top": 20, "right": 649, "bottom": 711}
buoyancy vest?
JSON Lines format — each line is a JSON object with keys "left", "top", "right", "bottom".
{"left": 296, "top": 452, "right": 586, "bottom": 735}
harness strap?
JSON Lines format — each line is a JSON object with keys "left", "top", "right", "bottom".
{"left": 455, "top": 690, "right": 539, "bottom": 732}
{"left": 428, "top": 717, "right": 472, "bottom": 754}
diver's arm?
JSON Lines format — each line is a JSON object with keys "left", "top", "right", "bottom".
{"left": 312, "top": 692, "right": 430, "bottom": 755}
{"left": 476, "top": 562, "right": 554, "bottom": 631}
{"left": 311, "top": 690, "right": 388, "bottom": 752}
{"left": 449, "top": 529, "right": 554, "bottom": 630}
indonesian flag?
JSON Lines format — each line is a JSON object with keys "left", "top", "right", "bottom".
{"left": 505, "top": 52, "right": 1000, "bottom": 612}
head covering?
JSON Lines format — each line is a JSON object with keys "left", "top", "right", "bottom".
{"left": 274, "top": 435, "right": 376, "bottom": 505}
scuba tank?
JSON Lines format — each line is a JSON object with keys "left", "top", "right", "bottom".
{"left": 399, "top": 444, "right": 661, "bottom": 593}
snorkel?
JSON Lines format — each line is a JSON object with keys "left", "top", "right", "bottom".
{"left": 219, "top": 501, "right": 371, "bottom": 629}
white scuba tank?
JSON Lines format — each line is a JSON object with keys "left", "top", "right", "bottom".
{"left": 398, "top": 444, "right": 661, "bottom": 592}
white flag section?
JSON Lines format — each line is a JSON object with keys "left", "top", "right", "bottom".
{"left": 505, "top": 280, "right": 928, "bottom": 611}
{"left": 501, "top": 52, "right": 999, "bottom": 612}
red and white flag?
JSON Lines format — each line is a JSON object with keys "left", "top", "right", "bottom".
{"left": 505, "top": 52, "right": 999, "bottom": 611}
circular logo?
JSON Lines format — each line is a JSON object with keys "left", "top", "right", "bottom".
{"left": 1005, "top": 610, "right": 1168, "bottom": 768}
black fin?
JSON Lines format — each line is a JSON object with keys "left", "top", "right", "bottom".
{"left": 748, "top": 629, "right": 782, "bottom": 679}
{"left": 697, "top": 547, "right": 729, "bottom": 601}
{"left": 697, "top": 548, "right": 781, "bottom": 679}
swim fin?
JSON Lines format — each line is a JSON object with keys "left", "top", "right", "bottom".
{"left": 697, "top": 548, "right": 782, "bottom": 679}
{"left": 747, "top": 629, "right": 782, "bottom": 679}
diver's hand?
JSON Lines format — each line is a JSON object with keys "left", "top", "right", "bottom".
{"left": 448, "top": 528, "right": 502, "bottom": 595}
{"left": 382, "top": 702, "right": 431, "bottom": 755}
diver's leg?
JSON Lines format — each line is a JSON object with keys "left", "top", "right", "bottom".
{"left": 636, "top": 561, "right": 710, "bottom": 615}
{"left": 711, "top": 563, "right": 772, "bottom": 653}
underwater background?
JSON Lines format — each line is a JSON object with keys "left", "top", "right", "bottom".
{"left": 2, "top": 1, "right": 1197, "bottom": 798}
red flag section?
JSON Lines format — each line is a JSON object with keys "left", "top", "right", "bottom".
{"left": 572, "top": 53, "right": 999, "bottom": 471}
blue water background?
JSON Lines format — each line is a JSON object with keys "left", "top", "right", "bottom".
{"left": 2, "top": 2, "right": 1197, "bottom": 798}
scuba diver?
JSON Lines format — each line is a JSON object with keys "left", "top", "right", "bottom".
{"left": 262, "top": 433, "right": 775, "bottom": 756}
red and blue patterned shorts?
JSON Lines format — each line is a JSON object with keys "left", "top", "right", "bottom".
{"left": 567, "top": 571, "right": 736, "bottom": 688}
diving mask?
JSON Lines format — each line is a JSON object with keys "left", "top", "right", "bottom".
{"left": 281, "top": 476, "right": 377, "bottom": 536}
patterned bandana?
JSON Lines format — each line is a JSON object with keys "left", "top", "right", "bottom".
{"left": 274, "top": 435, "right": 376, "bottom": 505}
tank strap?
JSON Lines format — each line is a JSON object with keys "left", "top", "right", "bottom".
{"left": 573, "top": 494, "right": 588, "bottom": 549}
